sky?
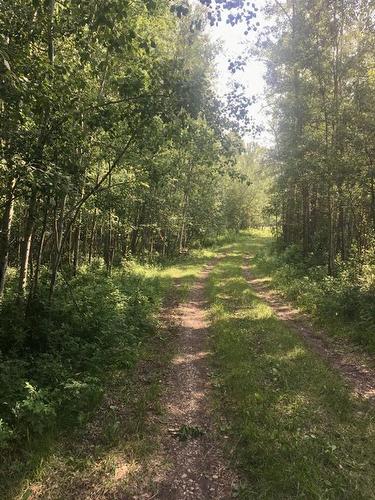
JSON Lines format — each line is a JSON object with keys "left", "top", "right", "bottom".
{"left": 208, "top": 0, "right": 271, "bottom": 145}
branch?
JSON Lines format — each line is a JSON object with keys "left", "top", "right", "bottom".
{"left": 48, "top": 134, "right": 136, "bottom": 284}
{"left": 85, "top": 93, "right": 172, "bottom": 112}
{"left": 274, "top": 0, "right": 292, "bottom": 24}
{"left": 64, "top": 134, "right": 136, "bottom": 234}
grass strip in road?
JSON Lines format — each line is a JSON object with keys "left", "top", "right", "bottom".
{"left": 208, "top": 236, "right": 375, "bottom": 499}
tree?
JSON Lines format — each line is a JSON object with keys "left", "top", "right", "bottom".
{"left": 262, "top": 0, "right": 375, "bottom": 271}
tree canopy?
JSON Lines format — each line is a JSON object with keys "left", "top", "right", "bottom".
{"left": 262, "top": 0, "right": 375, "bottom": 272}
{"left": 0, "top": 0, "right": 259, "bottom": 304}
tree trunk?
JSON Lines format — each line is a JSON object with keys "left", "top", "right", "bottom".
{"left": 49, "top": 195, "right": 67, "bottom": 300}
{"left": 0, "top": 178, "right": 16, "bottom": 299}
{"left": 328, "top": 189, "right": 336, "bottom": 276}
{"left": 18, "top": 191, "right": 37, "bottom": 298}
{"left": 370, "top": 171, "right": 375, "bottom": 231}
{"left": 88, "top": 210, "right": 97, "bottom": 265}
{"left": 338, "top": 195, "right": 346, "bottom": 261}
{"left": 302, "top": 182, "right": 310, "bottom": 258}
{"left": 30, "top": 198, "right": 49, "bottom": 298}
{"left": 105, "top": 171, "right": 113, "bottom": 273}
{"left": 72, "top": 216, "right": 81, "bottom": 274}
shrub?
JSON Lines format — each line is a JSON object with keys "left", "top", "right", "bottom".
{"left": 0, "top": 260, "right": 164, "bottom": 449}
{"left": 260, "top": 243, "right": 375, "bottom": 350}
{"left": 12, "top": 382, "right": 56, "bottom": 438}
{"left": 0, "top": 419, "right": 13, "bottom": 449}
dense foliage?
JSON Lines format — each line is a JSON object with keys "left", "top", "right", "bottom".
{"left": 259, "top": 0, "right": 375, "bottom": 338}
{"left": 0, "top": 262, "right": 164, "bottom": 450}
{"left": 0, "top": 0, "right": 259, "bottom": 305}
{"left": 0, "top": 0, "right": 262, "bottom": 452}
{"left": 254, "top": 237, "right": 375, "bottom": 350}
{"left": 262, "top": 0, "right": 375, "bottom": 272}
{"left": 2, "top": 0, "right": 374, "bottom": 488}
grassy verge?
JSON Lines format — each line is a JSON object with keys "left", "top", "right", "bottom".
{"left": 208, "top": 233, "right": 375, "bottom": 499}
{"left": 249, "top": 229, "right": 375, "bottom": 352}
{"left": 1, "top": 248, "right": 216, "bottom": 499}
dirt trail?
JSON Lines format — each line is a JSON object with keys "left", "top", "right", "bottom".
{"left": 243, "top": 256, "right": 375, "bottom": 402}
{"left": 146, "top": 259, "right": 237, "bottom": 499}
{"left": 19, "top": 259, "right": 236, "bottom": 500}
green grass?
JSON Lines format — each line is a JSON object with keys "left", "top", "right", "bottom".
{"left": 5, "top": 230, "right": 375, "bottom": 498}
{"left": 208, "top": 232, "right": 375, "bottom": 499}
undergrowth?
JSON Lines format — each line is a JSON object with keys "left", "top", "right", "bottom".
{"left": 0, "top": 262, "right": 164, "bottom": 449}
{"left": 0, "top": 248, "right": 214, "bottom": 498}
{"left": 251, "top": 230, "right": 375, "bottom": 352}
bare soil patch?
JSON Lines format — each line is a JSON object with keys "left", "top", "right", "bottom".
{"left": 141, "top": 259, "right": 237, "bottom": 499}
{"left": 243, "top": 256, "right": 375, "bottom": 401}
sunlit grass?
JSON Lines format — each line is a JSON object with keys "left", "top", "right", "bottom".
{"left": 246, "top": 229, "right": 375, "bottom": 353}
{"left": 6, "top": 230, "right": 375, "bottom": 498}
{"left": 208, "top": 234, "right": 375, "bottom": 499}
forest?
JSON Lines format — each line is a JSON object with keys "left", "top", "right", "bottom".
{"left": 0, "top": 0, "right": 375, "bottom": 498}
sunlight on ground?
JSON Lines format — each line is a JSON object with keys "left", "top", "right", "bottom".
{"left": 172, "top": 351, "right": 209, "bottom": 365}
{"left": 112, "top": 458, "right": 141, "bottom": 482}
{"left": 268, "top": 346, "right": 306, "bottom": 362}
{"left": 207, "top": 232, "right": 375, "bottom": 498}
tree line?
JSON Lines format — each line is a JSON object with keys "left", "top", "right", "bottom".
{"left": 263, "top": 0, "right": 375, "bottom": 272}
{"left": 0, "top": 0, "right": 260, "bottom": 308}
{"left": 0, "top": 0, "right": 270, "bottom": 464}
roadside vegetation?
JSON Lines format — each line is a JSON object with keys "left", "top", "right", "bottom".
{"left": 262, "top": 0, "right": 375, "bottom": 353}
{"left": 1, "top": 246, "right": 218, "bottom": 499}
{"left": 252, "top": 230, "right": 375, "bottom": 352}
{"left": 0, "top": 0, "right": 263, "bottom": 494}
{"left": 1, "top": 0, "right": 375, "bottom": 498}
{"left": 209, "top": 232, "right": 375, "bottom": 499}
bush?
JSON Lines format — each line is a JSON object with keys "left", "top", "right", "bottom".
{"left": 0, "top": 419, "right": 13, "bottom": 449}
{"left": 13, "top": 383, "right": 56, "bottom": 438}
{"left": 260, "top": 243, "right": 375, "bottom": 350}
{"left": 0, "top": 261, "right": 163, "bottom": 448}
